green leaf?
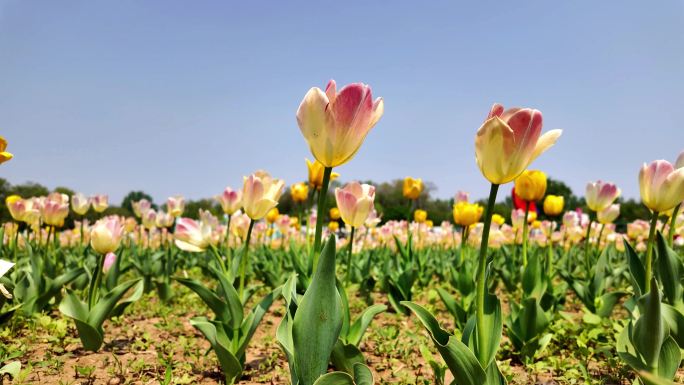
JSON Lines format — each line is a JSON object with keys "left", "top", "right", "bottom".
{"left": 208, "top": 264, "right": 244, "bottom": 329}
{"left": 236, "top": 288, "right": 278, "bottom": 359}
{"left": 624, "top": 239, "right": 646, "bottom": 297}
{"left": 190, "top": 317, "right": 243, "bottom": 384}
{"left": 639, "top": 371, "right": 677, "bottom": 385}
{"left": 401, "top": 301, "right": 486, "bottom": 385}
{"left": 330, "top": 340, "right": 365, "bottom": 374}
{"left": 662, "top": 304, "right": 684, "bottom": 347}
{"left": 0, "top": 361, "right": 21, "bottom": 378}
{"left": 347, "top": 304, "right": 386, "bottom": 346}
{"left": 656, "top": 232, "right": 683, "bottom": 307}
{"left": 175, "top": 277, "right": 231, "bottom": 322}
{"left": 312, "top": 372, "right": 354, "bottom": 385}
{"left": 633, "top": 279, "right": 665, "bottom": 371}
{"left": 617, "top": 321, "right": 647, "bottom": 372}
{"left": 89, "top": 279, "right": 141, "bottom": 328}
{"left": 596, "top": 291, "right": 627, "bottom": 318}
{"left": 522, "top": 253, "right": 546, "bottom": 299}
{"left": 657, "top": 336, "right": 681, "bottom": 380}
{"left": 474, "top": 292, "right": 503, "bottom": 369}
{"left": 110, "top": 279, "right": 144, "bottom": 318}
{"left": 352, "top": 363, "right": 374, "bottom": 385}
{"left": 293, "top": 236, "right": 343, "bottom": 385}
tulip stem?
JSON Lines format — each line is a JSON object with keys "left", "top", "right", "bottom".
{"left": 209, "top": 244, "right": 226, "bottom": 274}
{"left": 583, "top": 217, "right": 593, "bottom": 269}
{"left": 88, "top": 252, "right": 106, "bottom": 310}
{"left": 238, "top": 219, "right": 255, "bottom": 299}
{"left": 668, "top": 203, "right": 680, "bottom": 247}
{"left": 597, "top": 223, "right": 606, "bottom": 249}
{"left": 521, "top": 204, "right": 530, "bottom": 267}
{"left": 345, "top": 226, "right": 355, "bottom": 286}
{"left": 224, "top": 214, "right": 232, "bottom": 249}
{"left": 475, "top": 183, "right": 499, "bottom": 367}
{"left": 312, "top": 167, "right": 333, "bottom": 270}
{"left": 645, "top": 210, "right": 659, "bottom": 293}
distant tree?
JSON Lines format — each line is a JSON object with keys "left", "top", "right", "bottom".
{"left": 54, "top": 186, "right": 75, "bottom": 197}
{"left": 11, "top": 182, "right": 49, "bottom": 198}
{"left": 183, "top": 199, "right": 222, "bottom": 220}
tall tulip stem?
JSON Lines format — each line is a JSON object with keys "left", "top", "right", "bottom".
{"left": 345, "top": 226, "right": 355, "bottom": 286}
{"left": 521, "top": 203, "right": 530, "bottom": 267}
{"left": 312, "top": 166, "right": 333, "bottom": 269}
{"left": 645, "top": 210, "right": 659, "bottom": 293}
{"left": 238, "top": 219, "right": 255, "bottom": 298}
{"left": 475, "top": 183, "right": 499, "bottom": 365}
{"left": 88, "top": 252, "right": 106, "bottom": 310}
{"left": 668, "top": 203, "right": 680, "bottom": 247}
{"left": 583, "top": 217, "right": 593, "bottom": 269}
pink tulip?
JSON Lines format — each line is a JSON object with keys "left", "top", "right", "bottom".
{"left": 103, "top": 252, "right": 117, "bottom": 273}
{"left": 335, "top": 182, "right": 376, "bottom": 228}
{"left": 676, "top": 150, "right": 684, "bottom": 169}
{"left": 639, "top": 160, "right": 684, "bottom": 212}
{"left": 297, "top": 80, "right": 384, "bottom": 168}
{"left": 43, "top": 193, "right": 70, "bottom": 227}
{"left": 455, "top": 191, "right": 470, "bottom": 203}
{"left": 597, "top": 204, "right": 620, "bottom": 224}
{"left": 90, "top": 194, "right": 109, "bottom": 213}
{"left": 90, "top": 216, "right": 124, "bottom": 254}
{"left": 562, "top": 211, "right": 579, "bottom": 228}
{"left": 142, "top": 209, "right": 157, "bottom": 230}
{"left": 174, "top": 217, "right": 213, "bottom": 252}
{"left": 585, "top": 181, "right": 621, "bottom": 212}
{"left": 132, "top": 199, "right": 152, "bottom": 218}
{"left": 167, "top": 195, "right": 185, "bottom": 217}
{"left": 216, "top": 187, "right": 242, "bottom": 215}
{"left": 71, "top": 193, "right": 91, "bottom": 216}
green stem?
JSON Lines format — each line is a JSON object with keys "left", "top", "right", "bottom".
{"left": 312, "top": 167, "right": 333, "bottom": 269}
{"left": 210, "top": 243, "right": 226, "bottom": 274}
{"left": 645, "top": 210, "right": 659, "bottom": 293}
{"left": 521, "top": 204, "right": 530, "bottom": 267}
{"left": 597, "top": 223, "right": 606, "bottom": 249}
{"left": 345, "top": 226, "right": 355, "bottom": 285}
{"left": 224, "top": 214, "right": 232, "bottom": 249}
{"left": 584, "top": 217, "right": 593, "bottom": 269}
{"left": 668, "top": 203, "right": 680, "bottom": 247}
{"left": 88, "top": 252, "right": 106, "bottom": 309}
{"left": 475, "top": 183, "right": 499, "bottom": 366}
{"left": 238, "top": 219, "right": 255, "bottom": 298}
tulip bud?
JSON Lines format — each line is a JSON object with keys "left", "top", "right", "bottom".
{"left": 455, "top": 191, "right": 469, "bottom": 203}
{"left": 297, "top": 80, "right": 384, "bottom": 168}
{"left": 453, "top": 201, "right": 484, "bottom": 227}
{"left": 216, "top": 187, "right": 242, "bottom": 215}
{"left": 266, "top": 208, "right": 280, "bottom": 224}
{"left": 543, "top": 195, "right": 564, "bottom": 216}
{"left": 90, "top": 194, "right": 109, "bottom": 213}
{"left": 329, "top": 207, "right": 341, "bottom": 221}
{"left": 639, "top": 160, "right": 684, "bottom": 213}
{"left": 241, "top": 171, "right": 284, "bottom": 220}
{"left": 334, "top": 182, "right": 376, "bottom": 228}
{"left": 290, "top": 182, "right": 309, "bottom": 203}
{"left": 90, "top": 216, "right": 124, "bottom": 254}
{"left": 72, "top": 193, "right": 91, "bottom": 216}
{"left": 167, "top": 195, "right": 185, "bottom": 217}
{"left": 514, "top": 170, "right": 547, "bottom": 202}
{"left": 585, "top": 181, "right": 621, "bottom": 212}
{"left": 403, "top": 177, "right": 423, "bottom": 200}
{"left": 327, "top": 221, "right": 339, "bottom": 232}
{"left": 414, "top": 209, "right": 428, "bottom": 224}
{"left": 475, "top": 103, "right": 562, "bottom": 185}
{"left": 102, "top": 252, "right": 117, "bottom": 274}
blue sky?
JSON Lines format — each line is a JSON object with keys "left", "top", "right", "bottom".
{"left": 1, "top": 1, "right": 682, "bottom": 205}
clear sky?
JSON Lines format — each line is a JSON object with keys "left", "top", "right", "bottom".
{"left": 1, "top": 1, "right": 682, "bottom": 205}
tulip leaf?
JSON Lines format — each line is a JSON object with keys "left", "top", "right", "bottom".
{"left": 473, "top": 292, "right": 503, "bottom": 369}
{"left": 352, "top": 363, "right": 374, "bottom": 385}
{"left": 638, "top": 371, "right": 677, "bottom": 385}
{"left": 596, "top": 291, "right": 627, "bottom": 318}
{"left": 312, "top": 372, "right": 354, "bottom": 385}
{"left": 190, "top": 317, "right": 243, "bottom": 384}
{"left": 633, "top": 279, "right": 665, "bottom": 370}
{"left": 293, "top": 236, "right": 343, "bottom": 385}
{"left": 89, "top": 278, "right": 142, "bottom": 328}
{"left": 109, "top": 278, "right": 145, "bottom": 318}
{"left": 347, "top": 304, "right": 387, "bottom": 347}
{"left": 522, "top": 253, "right": 546, "bottom": 299}
{"left": 330, "top": 340, "right": 365, "bottom": 374}
{"left": 662, "top": 304, "right": 684, "bottom": 347}
{"left": 236, "top": 288, "right": 278, "bottom": 359}
{"left": 656, "top": 232, "right": 683, "bottom": 306}
{"left": 624, "top": 239, "right": 646, "bottom": 297}
{"left": 657, "top": 336, "right": 681, "bottom": 380}
{"left": 0, "top": 361, "right": 20, "bottom": 378}
{"left": 401, "top": 301, "right": 486, "bottom": 385}
{"left": 617, "top": 321, "right": 647, "bottom": 372}
{"left": 208, "top": 264, "right": 244, "bottom": 329}
{"left": 175, "top": 277, "right": 231, "bottom": 322}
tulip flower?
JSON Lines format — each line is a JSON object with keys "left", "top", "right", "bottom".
{"left": 174, "top": 217, "right": 214, "bottom": 252}
{"left": 102, "top": 252, "right": 117, "bottom": 274}
{"left": 297, "top": 80, "right": 384, "bottom": 168}
{"left": 365, "top": 208, "right": 381, "bottom": 228}
{"left": 597, "top": 204, "right": 620, "bottom": 224}
{"left": 0, "top": 136, "right": 13, "bottom": 165}
{"left": 71, "top": 193, "right": 91, "bottom": 216}
{"left": 639, "top": 160, "right": 684, "bottom": 214}
{"left": 43, "top": 193, "right": 70, "bottom": 227}
{"left": 475, "top": 103, "right": 562, "bottom": 185}
{"left": 543, "top": 195, "right": 564, "bottom": 217}
{"left": 305, "top": 159, "right": 339, "bottom": 190}
{"left": 242, "top": 171, "right": 284, "bottom": 220}
{"left": 328, "top": 221, "right": 339, "bottom": 232}
{"left": 142, "top": 209, "right": 157, "bottom": 230}
{"left": 216, "top": 187, "right": 242, "bottom": 215}
{"left": 491, "top": 213, "right": 506, "bottom": 226}
{"left": 414, "top": 209, "right": 427, "bottom": 224}
{"left": 563, "top": 211, "right": 579, "bottom": 228}
{"left": 514, "top": 170, "right": 547, "bottom": 202}
{"left": 90, "top": 216, "right": 124, "bottom": 255}
{"left": 453, "top": 201, "right": 483, "bottom": 227}
{"left": 403, "top": 177, "right": 423, "bottom": 200}
{"left": 0, "top": 259, "right": 14, "bottom": 299}
{"left": 156, "top": 211, "right": 174, "bottom": 228}
{"left": 266, "top": 208, "right": 280, "bottom": 224}
{"left": 90, "top": 194, "right": 109, "bottom": 213}
{"left": 585, "top": 181, "right": 620, "bottom": 213}
{"left": 6, "top": 195, "right": 25, "bottom": 222}
{"left": 290, "top": 182, "right": 309, "bottom": 203}
{"left": 167, "top": 195, "right": 185, "bottom": 217}
{"left": 329, "top": 207, "right": 341, "bottom": 221}
{"left": 455, "top": 190, "right": 470, "bottom": 203}
{"left": 132, "top": 199, "right": 152, "bottom": 218}
{"left": 335, "top": 182, "right": 376, "bottom": 229}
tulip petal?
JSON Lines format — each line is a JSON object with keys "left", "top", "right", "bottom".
{"left": 175, "top": 240, "right": 205, "bottom": 253}
{"left": 475, "top": 116, "right": 516, "bottom": 184}
{"left": 529, "top": 129, "right": 562, "bottom": 163}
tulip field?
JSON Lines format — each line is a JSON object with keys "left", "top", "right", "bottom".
{"left": 1, "top": 82, "right": 684, "bottom": 385}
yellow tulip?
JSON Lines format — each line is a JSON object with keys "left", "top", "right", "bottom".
{"left": 475, "top": 104, "right": 562, "bottom": 185}
{"left": 290, "top": 182, "right": 309, "bottom": 203}
{"left": 543, "top": 195, "right": 564, "bottom": 216}
{"left": 514, "top": 170, "right": 547, "bottom": 202}
{"left": 329, "top": 207, "right": 341, "bottom": 221}
{"left": 328, "top": 221, "right": 339, "bottom": 232}
{"left": 297, "top": 80, "right": 384, "bottom": 168}
{"left": 306, "top": 159, "right": 340, "bottom": 190}
{"left": 414, "top": 209, "right": 428, "bottom": 224}
{"left": 491, "top": 213, "right": 506, "bottom": 226}
{"left": 266, "top": 208, "right": 280, "bottom": 224}
{"left": 453, "top": 201, "right": 484, "bottom": 226}
{"left": 0, "top": 136, "right": 13, "bottom": 165}
{"left": 639, "top": 160, "right": 684, "bottom": 213}
{"left": 242, "top": 170, "right": 285, "bottom": 220}
{"left": 403, "top": 177, "right": 423, "bottom": 200}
